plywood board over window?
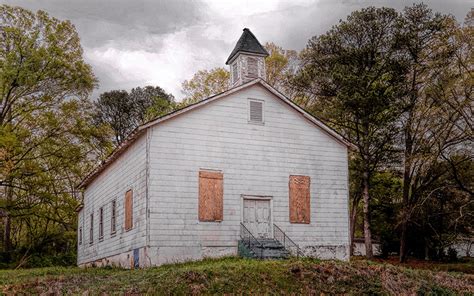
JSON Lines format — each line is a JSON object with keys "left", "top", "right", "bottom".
{"left": 125, "top": 189, "right": 133, "bottom": 230}
{"left": 289, "top": 175, "right": 311, "bottom": 224}
{"left": 199, "top": 171, "right": 223, "bottom": 222}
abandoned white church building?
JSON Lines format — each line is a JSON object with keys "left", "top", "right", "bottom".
{"left": 77, "top": 28, "right": 353, "bottom": 268}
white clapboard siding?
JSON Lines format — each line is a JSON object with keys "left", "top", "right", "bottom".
{"left": 148, "top": 83, "right": 349, "bottom": 257}
{"left": 77, "top": 134, "right": 147, "bottom": 265}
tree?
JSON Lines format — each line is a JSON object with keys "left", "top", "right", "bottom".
{"left": 181, "top": 68, "right": 230, "bottom": 105}
{"left": 264, "top": 42, "right": 299, "bottom": 97}
{"left": 0, "top": 5, "right": 110, "bottom": 264}
{"left": 396, "top": 4, "right": 473, "bottom": 262}
{"left": 94, "top": 86, "right": 175, "bottom": 145}
{"left": 180, "top": 43, "right": 300, "bottom": 106}
{"left": 292, "top": 7, "right": 406, "bottom": 258}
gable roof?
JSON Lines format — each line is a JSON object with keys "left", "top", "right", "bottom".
{"left": 78, "top": 79, "right": 355, "bottom": 189}
{"left": 225, "top": 28, "right": 269, "bottom": 65}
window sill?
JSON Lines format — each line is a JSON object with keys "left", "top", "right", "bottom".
{"left": 248, "top": 120, "right": 264, "bottom": 126}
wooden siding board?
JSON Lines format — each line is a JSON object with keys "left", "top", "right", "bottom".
{"left": 148, "top": 84, "right": 350, "bottom": 254}
{"left": 77, "top": 134, "right": 147, "bottom": 265}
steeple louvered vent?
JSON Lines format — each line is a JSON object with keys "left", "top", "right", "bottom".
{"left": 249, "top": 99, "right": 264, "bottom": 124}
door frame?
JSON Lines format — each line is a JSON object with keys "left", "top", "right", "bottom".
{"left": 241, "top": 195, "right": 274, "bottom": 238}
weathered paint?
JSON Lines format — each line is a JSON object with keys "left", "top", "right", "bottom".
{"left": 78, "top": 82, "right": 350, "bottom": 267}
{"left": 148, "top": 83, "right": 350, "bottom": 263}
{"left": 77, "top": 134, "right": 147, "bottom": 267}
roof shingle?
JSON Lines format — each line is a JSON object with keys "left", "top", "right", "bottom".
{"left": 225, "top": 28, "right": 269, "bottom": 64}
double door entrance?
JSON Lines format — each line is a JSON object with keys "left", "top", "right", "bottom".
{"left": 242, "top": 198, "right": 272, "bottom": 239}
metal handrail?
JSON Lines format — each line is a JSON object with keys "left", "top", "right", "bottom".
{"left": 273, "top": 223, "right": 304, "bottom": 258}
{"left": 240, "top": 223, "right": 264, "bottom": 258}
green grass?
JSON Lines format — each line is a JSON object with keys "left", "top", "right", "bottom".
{"left": 1, "top": 257, "right": 473, "bottom": 295}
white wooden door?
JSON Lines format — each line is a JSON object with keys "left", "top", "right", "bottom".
{"left": 243, "top": 199, "right": 271, "bottom": 238}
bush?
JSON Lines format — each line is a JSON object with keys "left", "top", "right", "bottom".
{"left": 447, "top": 247, "right": 458, "bottom": 262}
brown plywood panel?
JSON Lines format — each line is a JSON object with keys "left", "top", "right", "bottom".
{"left": 289, "top": 175, "right": 311, "bottom": 224}
{"left": 125, "top": 189, "right": 133, "bottom": 230}
{"left": 199, "top": 171, "right": 223, "bottom": 222}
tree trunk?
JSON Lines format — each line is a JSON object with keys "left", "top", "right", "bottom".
{"left": 362, "top": 170, "right": 373, "bottom": 259}
{"left": 3, "top": 185, "right": 12, "bottom": 254}
{"left": 400, "top": 107, "right": 414, "bottom": 263}
{"left": 4, "top": 214, "right": 11, "bottom": 253}
{"left": 399, "top": 223, "right": 408, "bottom": 262}
{"left": 349, "top": 195, "right": 360, "bottom": 256}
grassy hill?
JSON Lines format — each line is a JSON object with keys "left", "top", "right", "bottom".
{"left": 1, "top": 257, "right": 473, "bottom": 295}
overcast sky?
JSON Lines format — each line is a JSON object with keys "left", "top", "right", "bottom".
{"left": 3, "top": 0, "right": 472, "bottom": 100}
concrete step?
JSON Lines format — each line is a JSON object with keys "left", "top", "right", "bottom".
{"left": 240, "top": 238, "right": 291, "bottom": 259}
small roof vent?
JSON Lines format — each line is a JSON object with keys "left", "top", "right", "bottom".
{"left": 249, "top": 99, "right": 263, "bottom": 123}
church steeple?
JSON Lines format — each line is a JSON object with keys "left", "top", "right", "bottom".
{"left": 226, "top": 28, "right": 269, "bottom": 87}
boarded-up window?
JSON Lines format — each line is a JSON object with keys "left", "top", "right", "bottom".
{"left": 249, "top": 99, "right": 263, "bottom": 123}
{"left": 125, "top": 190, "right": 133, "bottom": 231}
{"left": 247, "top": 57, "right": 258, "bottom": 78}
{"left": 289, "top": 175, "right": 311, "bottom": 224}
{"left": 199, "top": 171, "right": 223, "bottom": 222}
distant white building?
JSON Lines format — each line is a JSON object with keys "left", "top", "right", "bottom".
{"left": 352, "top": 238, "right": 382, "bottom": 257}
{"left": 77, "top": 28, "right": 354, "bottom": 268}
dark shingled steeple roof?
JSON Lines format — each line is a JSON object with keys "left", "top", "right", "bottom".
{"left": 225, "top": 28, "right": 269, "bottom": 64}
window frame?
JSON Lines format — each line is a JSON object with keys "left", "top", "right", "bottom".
{"left": 232, "top": 63, "right": 239, "bottom": 84}
{"left": 247, "top": 56, "right": 258, "bottom": 78}
{"left": 248, "top": 98, "right": 265, "bottom": 125}
{"left": 98, "top": 206, "right": 104, "bottom": 240}
{"left": 289, "top": 175, "right": 311, "bottom": 224}
{"left": 79, "top": 226, "right": 82, "bottom": 245}
{"left": 124, "top": 189, "right": 133, "bottom": 231}
{"left": 89, "top": 213, "right": 94, "bottom": 245}
{"left": 111, "top": 199, "right": 117, "bottom": 236}
{"left": 198, "top": 170, "right": 224, "bottom": 222}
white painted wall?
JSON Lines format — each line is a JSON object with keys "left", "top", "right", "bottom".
{"left": 148, "top": 83, "right": 350, "bottom": 264}
{"left": 77, "top": 134, "right": 148, "bottom": 266}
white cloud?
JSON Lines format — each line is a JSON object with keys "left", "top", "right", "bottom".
{"left": 5, "top": 0, "right": 471, "bottom": 100}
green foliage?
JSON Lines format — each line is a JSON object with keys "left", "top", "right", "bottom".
{"left": 293, "top": 6, "right": 407, "bottom": 258}
{"left": 264, "top": 42, "right": 299, "bottom": 97}
{"left": 0, "top": 5, "right": 112, "bottom": 267}
{"left": 293, "top": 4, "right": 473, "bottom": 261}
{"left": 180, "top": 43, "right": 300, "bottom": 106}
{"left": 94, "top": 86, "right": 175, "bottom": 145}
{"left": 181, "top": 67, "right": 230, "bottom": 105}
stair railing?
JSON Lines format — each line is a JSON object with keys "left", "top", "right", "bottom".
{"left": 273, "top": 224, "right": 304, "bottom": 258}
{"left": 240, "top": 223, "right": 264, "bottom": 258}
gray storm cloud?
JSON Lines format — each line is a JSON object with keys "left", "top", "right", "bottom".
{"left": 3, "top": 0, "right": 472, "bottom": 100}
